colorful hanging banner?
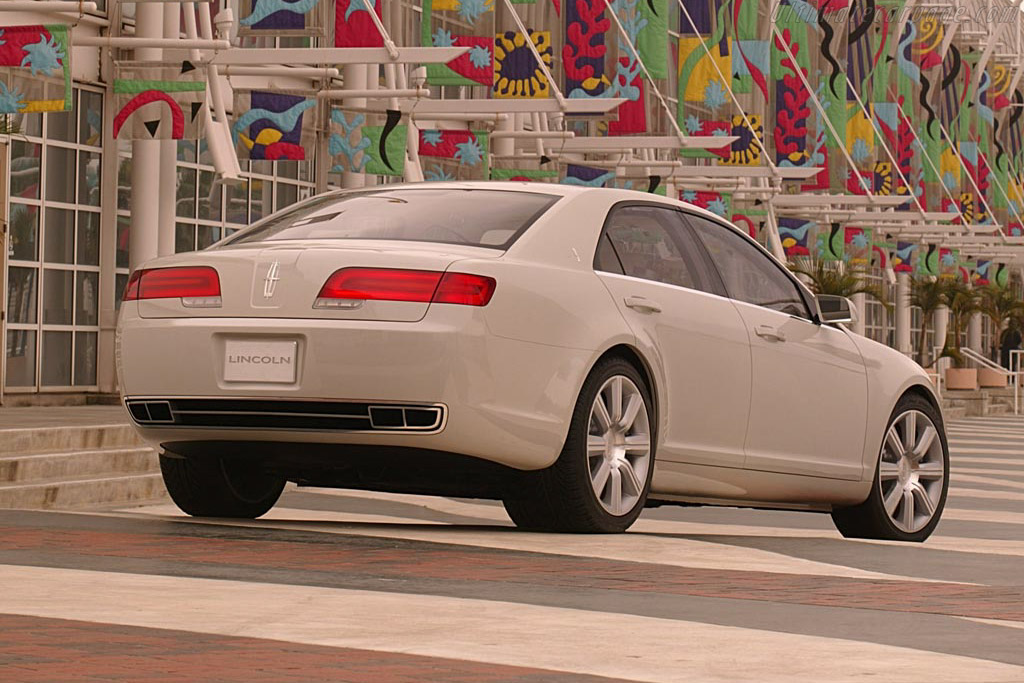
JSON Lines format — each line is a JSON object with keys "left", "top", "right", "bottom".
{"left": 892, "top": 241, "right": 917, "bottom": 273}
{"left": 335, "top": 0, "right": 384, "bottom": 47}
{"left": 238, "top": 0, "right": 329, "bottom": 37}
{"left": 817, "top": 223, "right": 845, "bottom": 262}
{"left": 637, "top": 0, "right": 668, "bottom": 79}
{"left": 112, "top": 61, "right": 206, "bottom": 140}
{"left": 490, "top": 167, "right": 559, "bottom": 181}
{"left": 494, "top": 30, "right": 553, "bottom": 99}
{"left": 419, "top": 129, "right": 490, "bottom": 180}
{"left": 844, "top": 227, "right": 873, "bottom": 265}
{"left": 563, "top": 0, "right": 609, "bottom": 99}
{"left": 422, "top": 0, "right": 495, "bottom": 87}
{"left": 232, "top": 90, "right": 318, "bottom": 161}
{"left": 0, "top": 24, "right": 72, "bottom": 113}
{"left": 778, "top": 218, "right": 813, "bottom": 256}
{"left": 973, "top": 259, "right": 992, "bottom": 286}
{"left": 562, "top": 164, "right": 615, "bottom": 187}
{"left": 329, "top": 109, "right": 406, "bottom": 176}
{"left": 938, "top": 247, "right": 959, "bottom": 278}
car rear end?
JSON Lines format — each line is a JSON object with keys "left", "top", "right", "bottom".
{"left": 117, "top": 185, "right": 591, "bottom": 475}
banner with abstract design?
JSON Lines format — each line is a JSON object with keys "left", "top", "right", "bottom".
{"left": 113, "top": 61, "right": 205, "bottom": 140}
{"left": 335, "top": 0, "right": 384, "bottom": 47}
{"left": 494, "top": 30, "right": 552, "bottom": 99}
{"left": 973, "top": 260, "right": 992, "bottom": 286}
{"left": 232, "top": 90, "right": 318, "bottom": 161}
{"left": 563, "top": 0, "right": 609, "bottom": 99}
{"left": 892, "top": 241, "right": 917, "bottom": 273}
{"left": 777, "top": 218, "right": 813, "bottom": 256}
{"left": 0, "top": 25, "right": 72, "bottom": 114}
{"left": 422, "top": 0, "right": 495, "bottom": 87}
{"left": 562, "top": 164, "right": 615, "bottom": 187}
{"left": 844, "top": 227, "right": 872, "bottom": 266}
{"left": 238, "top": 0, "right": 329, "bottom": 37}
{"left": 419, "top": 129, "right": 490, "bottom": 180}
{"left": 679, "top": 190, "right": 730, "bottom": 217}
{"left": 817, "top": 223, "right": 845, "bottom": 262}
{"left": 637, "top": 0, "right": 668, "bottom": 79}
{"left": 490, "top": 167, "right": 558, "bottom": 181}
{"left": 329, "top": 109, "right": 406, "bottom": 176}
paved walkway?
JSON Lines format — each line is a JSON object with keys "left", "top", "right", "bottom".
{"left": 0, "top": 415, "right": 1020, "bottom": 681}
{"left": 0, "top": 406, "right": 129, "bottom": 430}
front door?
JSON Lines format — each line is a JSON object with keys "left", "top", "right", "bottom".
{"left": 686, "top": 213, "right": 868, "bottom": 480}
{"left": 594, "top": 203, "right": 752, "bottom": 469}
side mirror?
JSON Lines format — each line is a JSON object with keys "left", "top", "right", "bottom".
{"left": 816, "top": 294, "right": 858, "bottom": 325}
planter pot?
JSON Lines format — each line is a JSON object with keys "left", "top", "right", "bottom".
{"left": 978, "top": 367, "right": 1008, "bottom": 388}
{"left": 945, "top": 367, "right": 979, "bottom": 391}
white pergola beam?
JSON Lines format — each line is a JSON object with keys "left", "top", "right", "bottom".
{"left": 398, "top": 98, "right": 627, "bottom": 115}
{"left": 212, "top": 47, "right": 470, "bottom": 66}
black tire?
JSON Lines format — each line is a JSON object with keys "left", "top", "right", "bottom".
{"left": 502, "top": 357, "right": 656, "bottom": 533}
{"left": 832, "top": 393, "right": 949, "bottom": 542}
{"left": 160, "top": 454, "right": 285, "bottom": 519}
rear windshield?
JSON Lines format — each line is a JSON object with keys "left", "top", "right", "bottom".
{"left": 220, "top": 188, "right": 560, "bottom": 249}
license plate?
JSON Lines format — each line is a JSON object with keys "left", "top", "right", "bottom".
{"left": 223, "top": 339, "right": 298, "bottom": 383}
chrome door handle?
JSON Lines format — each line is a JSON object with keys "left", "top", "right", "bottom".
{"left": 754, "top": 324, "right": 786, "bottom": 342}
{"left": 624, "top": 296, "right": 662, "bottom": 313}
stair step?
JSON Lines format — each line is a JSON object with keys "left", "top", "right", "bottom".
{"left": 0, "top": 424, "right": 145, "bottom": 457}
{"left": 0, "top": 447, "right": 158, "bottom": 484}
{"left": 0, "top": 473, "right": 168, "bottom": 510}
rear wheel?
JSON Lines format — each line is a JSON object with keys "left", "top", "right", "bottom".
{"left": 503, "top": 358, "right": 655, "bottom": 533}
{"left": 832, "top": 393, "right": 948, "bottom": 542}
{"left": 160, "top": 454, "right": 285, "bottom": 519}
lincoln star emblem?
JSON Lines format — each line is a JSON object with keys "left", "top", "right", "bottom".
{"left": 263, "top": 261, "right": 281, "bottom": 299}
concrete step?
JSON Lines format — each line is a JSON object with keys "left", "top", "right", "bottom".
{"left": 0, "top": 447, "right": 157, "bottom": 485}
{"left": 0, "top": 472, "right": 167, "bottom": 510}
{"left": 943, "top": 406, "right": 968, "bottom": 420}
{"left": 0, "top": 424, "right": 144, "bottom": 457}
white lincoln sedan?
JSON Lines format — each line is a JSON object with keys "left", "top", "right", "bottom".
{"left": 118, "top": 182, "right": 949, "bottom": 541}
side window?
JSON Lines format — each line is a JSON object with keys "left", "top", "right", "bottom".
{"left": 600, "top": 205, "right": 706, "bottom": 291}
{"left": 687, "top": 214, "right": 811, "bottom": 319}
{"left": 594, "top": 233, "right": 624, "bottom": 274}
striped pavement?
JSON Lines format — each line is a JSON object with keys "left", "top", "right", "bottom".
{"left": 0, "top": 415, "right": 1023, "bottom": 681}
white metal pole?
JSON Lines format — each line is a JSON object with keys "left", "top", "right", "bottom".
{"left": 158, "top": 2, "right": 179, "bottom": 257}
{"left": 895, "top": 272, "right": 912, "bottom": 357}
{"left": 129, "top": 2, "right": 164, "bottom": 270}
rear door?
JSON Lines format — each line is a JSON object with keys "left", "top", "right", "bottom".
{"left": 594, "top": 203, "right": 752, "bottom": 468}
{"left": 685, "top": 213, "right": 868, "bottom": 480}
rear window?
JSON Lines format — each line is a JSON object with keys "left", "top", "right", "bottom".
{"left": 220, "top": 188, "right": 560, "bottom": 249}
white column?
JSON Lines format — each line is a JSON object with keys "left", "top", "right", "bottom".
{"left": 851, "top": 292, "right": 867, "bottom": 336}
{"left": 967, "top": 312, "right": 983, "bottom": 353}
{"left": 340, "top": 64, "right": 368, "bottom": 190}
{"left": 895, "top": 272, "right": 912, "bottom": 357}
{"left": 934, "top": 306, "right": 949, "bottom": 355}
{"left": 129, "top": 3, "right": 164, "bottom": 270}
{"left": 158, "top": 2, "right": 180, "bottom": 256}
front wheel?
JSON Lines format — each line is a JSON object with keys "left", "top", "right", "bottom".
{"left": 832, "top": 393, "right": 949, "bottom": 542}
{"left": 160, "top": 454, "right": 285, "bottom": 519}
{"left": 503, "top": 358, "right": 655, "bottom": 533}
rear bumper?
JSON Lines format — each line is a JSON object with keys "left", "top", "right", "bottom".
{"left": 117, "top": 304, "right": 592, "bottom": 470}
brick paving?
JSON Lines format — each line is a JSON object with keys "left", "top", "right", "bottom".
{"left": 1, "top": 525, "right": 1022, "bottom": 622}
{"left": 0, "top": 614, "right": 617, "bottom": 682}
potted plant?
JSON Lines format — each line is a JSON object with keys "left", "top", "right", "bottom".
{"left": 909, "top": 275, "right": 945, "bottom": 367}
{"left": 789, "top": 259, "right": 891, "bottom": 318}
{"left": 940, "top": 279, "right": 981, "bottom": 390}
{"left": 977, "top": 285, "right": 1023, "bottom": 387}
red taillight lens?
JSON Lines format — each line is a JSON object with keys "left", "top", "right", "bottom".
{"left": 123, "top": 266, "right": 221, "bottom": 301}
{"left": 433, "top": 272, "right": 497, "bottom": 306}
{"left": 316, "top": 268, "right": 496, "bottom": 307}
{"left": 317, "top": 268, "right": 443, "bottom": 303}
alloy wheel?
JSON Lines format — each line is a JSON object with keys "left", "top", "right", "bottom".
{"left": 879, "top": 410, "right": 945, "bottom": 533}
{"left": 587, "top": 375, "right": 652, "bottom": 516}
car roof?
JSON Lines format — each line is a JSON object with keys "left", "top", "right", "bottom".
{"left": 350, "top": 181, "right": 733, "bottom": 227}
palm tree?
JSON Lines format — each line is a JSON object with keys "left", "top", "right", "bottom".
{"left": 789, "top": 259, "right": 891, "bottom": 311}
{"left": 940, "top": 279, "right": 981, "bottom": 368}
{"left": 909, "top": 276, "right": 945, "bottom": 366}
{"left": 977, "top": 285, "right": 1024, "bottom": 362}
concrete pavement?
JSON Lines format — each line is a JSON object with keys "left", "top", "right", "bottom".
{"left": 0, "top": 415, "right": 1021, "bottom": 681}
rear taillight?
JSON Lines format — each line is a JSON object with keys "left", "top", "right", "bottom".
{"left": 123, "top": 266, "right": 221, "bottom": 307}
{"left": 315, "top": 268, "right": 496, "bottom": 308}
